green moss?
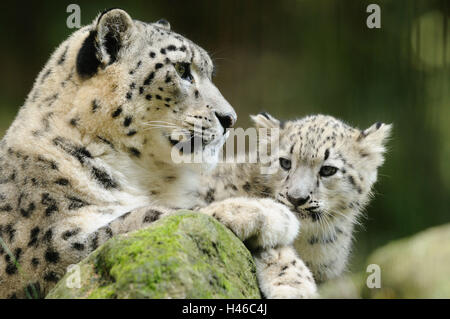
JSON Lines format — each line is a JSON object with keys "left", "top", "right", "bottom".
{"left": 47, "top": 211, "right": 261, "bottom": 299}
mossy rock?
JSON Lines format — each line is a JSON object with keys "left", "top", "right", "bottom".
{"left": 320, "top": 223, "right": 450, "bottom": 298}
{"left": 46, "top": 211, "right": 261, "bottom": 299}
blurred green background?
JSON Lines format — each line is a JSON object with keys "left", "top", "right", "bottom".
{"left": 0, "top": 0, "right": 448, "bottom": 273}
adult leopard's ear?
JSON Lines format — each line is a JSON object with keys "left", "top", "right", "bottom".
{"left": 356, "top": 122, "right": 393, "bottom": 168}
{"left": 76, "top": 8, "right": 135, "bottom": 78}
{"left": 250, "top": 112, "right": 281, "bottom": 129}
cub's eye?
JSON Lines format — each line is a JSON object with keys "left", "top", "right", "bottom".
{"left": 175, "top": 62, "right": 194, "bottom": 83}
{"left": 319, "top": 165, "right": 338, "bottom": 177}
{"left": 279, "top": 158, "right": 291, "bottom": 171}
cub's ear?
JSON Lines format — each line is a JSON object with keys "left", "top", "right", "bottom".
{"left": 76, "top": 8, "right": 135, "bottom": 78}
{"left": 155, "top": 18, "right": 171, "bottom": 31}
{"left": 356, "top": 122, "right": 393, "bottom": 167}
{"left": 250, "top": 112, "right": 281, "bottom": 129}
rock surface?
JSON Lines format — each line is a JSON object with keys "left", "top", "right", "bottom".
{"left": 46, "top": 211, "right": 261, "bottom": 299}
{"left": 320, "top": 223, "right": 450, "bottom": 298}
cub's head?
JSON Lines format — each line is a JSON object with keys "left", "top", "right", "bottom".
{"left": 47, "top": 9, "right": 235, "bottom": 168}
{"left": 252, "top": 113, "right": 391, "bottom": 227}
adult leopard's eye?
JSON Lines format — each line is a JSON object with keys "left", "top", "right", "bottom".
{"left": 175, "top": 62, "right": 194, "bottom": 83}
{"left": 319, "top": 165, "right": 338, "bottom": 177}
{"left": 279, "top": 158, "right": 291, "bottom": 171}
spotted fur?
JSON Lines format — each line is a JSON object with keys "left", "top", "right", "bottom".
{"left": 0, "top": 9, "right": 242, "bottom": 298}
{"left": 201, "top": 113, "right": 391, "bottom": 297}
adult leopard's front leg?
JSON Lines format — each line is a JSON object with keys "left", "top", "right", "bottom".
{"left": 253, "top": 245, "right": 318, "bottom": 299}
{"left": 199, "top": 197, "right": 300, "bottom": 249}
{"left": 5, "top": 205, "right": 173, "bottom": 298}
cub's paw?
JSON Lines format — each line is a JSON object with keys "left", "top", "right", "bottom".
{"left": 200, "top": 197, "right": 299, "bottom": 249}
{"left": 254, "top": 246, "right": 318, "bottom": 299}
{"left": 249, "top": 198, "right": 300, "bottom": 249}
{"left": 269, "top": 285, "right": 318, "bottom": 299}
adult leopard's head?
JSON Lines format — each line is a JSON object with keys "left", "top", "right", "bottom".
{"left": 252, "top": 113, "right": 391, "bottom": 229}
{"left": 50, "top": 9, "right": 235, "bottom": 169}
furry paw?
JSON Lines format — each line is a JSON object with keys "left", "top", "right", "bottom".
{"left": 247, "top": 198, "right": 300, "bottom": 249}
{"left": 268, "top": 285, "right": 318, "bottom": 299}
{"left": 200, "top": 197, "right": 300, "bottom": 249}
{"left": 254, "top": 246, "right": 318, "bottom": 299}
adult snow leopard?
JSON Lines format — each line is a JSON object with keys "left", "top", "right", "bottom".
{"left": 0, "top": 9, "right": 300, "bottom": 298}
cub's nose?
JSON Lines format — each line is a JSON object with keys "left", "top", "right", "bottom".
{"left": 215, "top": 112, "right": 236, "bottom": 131}
{"left": 287, "top": 195, "right": 310, "bottom": 207}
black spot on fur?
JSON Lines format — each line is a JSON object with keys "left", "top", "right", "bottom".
{"left": 31, "top": 258, "right": 40, "bottom": 267}
{"left": 104, "top": 227, "right": 113, "bottom": 238}
{"left": 112, "top": 106, "right": 123, "bottom": 118}
{"left": 69, "top": 118, "right": 79, "bottom": 127}
{"left": 45, "top": 248, "right": 60, "bottom": 263}
{"left": 91, "top": 100, "right": 100, "bottom": 112}
{"left": 0, "top": 204, "right": 12, "bottom": 212}
{"left": 72, "top": 243, "right": 85, "bottom": 251}
{"left": 40, "top": 69, "right": 52, "bottom": 83}
{"left": 53, "top": 137, "right": 92, "bottom": 164}
{"left": 37, "top": 156, "right": 58, "bottom": 170}
{"left": 44, "top": 271, "right": 59, "bottom": 282}
{"left": 76, "top": 30, "right": 101, "bottom": 79}
{"left": 41, "top": 193, "right": 58, "bottom": 216}
{"left": 62, "top": 228, "right": 81, "bottom": 240}
{"left": 143, "top": 72, "right": 155, "bottom": 85}
{"left": 155, "top": 63, "right": 163, "bottom": 69}
{"left": 55, "top": 178, "right": 70, "bottom": 186}
{"left": 324, "top": 149, "right": 330, "bottom": 161}
{"left": 205, "top": 188, "right": 215, "bottom": 204}
{"left": 43, "top": 229, "right": 53, "bottom": 243}
{"left": 67, "top": 196, "right": 89, "bottom": 210}
{"left": 123, "top": 116, "right": 132, "bottom": 127}
{"left": 58, "top": 46, "right": 68, "bottom": 65}
{"left": 5, "top": 262, "right": 17, "bottom": 275}
{"left": 91, "top": 166, "right": 118, "bottom": 189}
{"left": 90, "top": 232, "right": 99, "bottom": 251}
{"left": 3, "top": 224, "right": 15, "bottom": 242}
{"left": 97, "top": 136, "right": 115, "bottom": 150}
{"left": 129, "top": 147, "right": 141, "bottom": 157}
{"left": 20, "top": 202, "right": 36, "bottom": 218}
{"left": 143, "top": 210, "right": 162, "bottom": 223}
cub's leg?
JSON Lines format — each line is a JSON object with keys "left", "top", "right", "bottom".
{"left": 199, "top": 197, "right": 300, "bottom": 249}
{"left": 253, "top": 245, "right": 317, "bottom": 299}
